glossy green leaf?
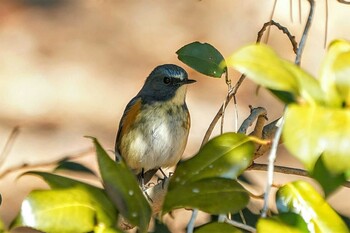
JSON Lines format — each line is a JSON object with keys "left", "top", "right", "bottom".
{"left": 276, "top": 181, "right": 349, "bottom": 233}
{"left": 169, "top": 133, "right": 254, "bottom": 190}
{"left": 11, "top": 188, "right": 97, "bottom": 233}
{"left": 54, "top": 160, "right": 95, "bottom": 175}
{"left": 310, "top": 156, "right": 347, "bottom": 196}
{"left": 24, "top": 171, "right": 117, "bottom": 227}
{"left": 319, "top": 39, "right": 350, "bottom": 107}
{"left": 177, "top": 41, "right": 226, "bottom": 78}
{"left": 257, "top": 213, "right": 309, "bottom": 233}
{"left": 283, "top": 104, "right": 350, "bottom": 174}
{"left": 91, "top": 137, "right": 151, "bottom": 233}
{"left": 195, "top": 222, "right": 242, "bottom": 233}
{"left": 163, "top": 178, "right": 249, "bottom": 214}
{"left": 226, "top": 43, "right": 324, "bottom": 105}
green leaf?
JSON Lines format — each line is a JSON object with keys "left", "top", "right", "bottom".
{"left": 91, "top": 137, "right": 151, "bottom": 233}
{"left": 163, "top": 177, "right": 249, "bottom": 214}
{"left": 226, "top": 43, "right": 324, "bottom": 105}
{"left": 177, "top": 41, "right": 226, "bottom": 78}
{"left": 257, "top": 213, "right": 309, "bottom": 233}
{"left": 283, "top": 104, "right": 350, "bottom": 174}
{"left": 319, "top": 39, "right": 350, "bottom": 107}
{"left": 11, "top": 188, "right": 98, "bottom": 233}
{"left": 23, "top": 171, "right": 117, "bottom": 227}
{"left": 54, "top": 160, "right": 95, "bottom": 175}
{"left": 169, "top": 133, "right": 255, "bottom": 190}
{"left": 276, "top": 181, "right": 349, "bottom": 233}
{"left": 195, "top": 222, "right": 242, "bottom": 233}
{"left": 310, "top": 156, "right": 347, "bottom": 196}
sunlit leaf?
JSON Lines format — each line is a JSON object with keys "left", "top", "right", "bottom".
{"left": 54, "top": 160, "right": 95, "bottom": 175}
{"left": 169, "top": 133, "right": 254, "bottom": 190}
{"left": 226, "top": 43, "right": 298, "bottom": 94}
{"left": 11, "top": 188, "right": 97, "bottom": 233}
{"left": 177, "top": 41, "right": 226, "bottom": 78}
{"left": 276, "top": 181, "right": 349, "bottom": 233}
{"left": 283, "top": 104, "right": 350, "bottom": 174}
{"left": 333, "top": 50, "right": 350, "bottom": 105}
{"left": 257, "top": 213, "right": 309, "bottom": 233}
{"left": 195, "top": 222, "right": 242, "bottom": 233}
{"left": 163, "top": 178, "right": 249, "bottom": 214}
{"left": 319, "top": 39, "right": 350, "bottom": 107}
{"left": 310, "top": 156, "right": 347, "bottom": 196}
{"left": 91, "top": 137, "right": 151, "bottom": 233}
{"left": 226, "top": 43, "right": 324, "bottom": 105}
{"left": 24, "top": 171, "right": 117, "bottom": 227}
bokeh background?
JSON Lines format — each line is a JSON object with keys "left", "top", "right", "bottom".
{"left": 0, "top": 0, "right": 350, "bottom": 232}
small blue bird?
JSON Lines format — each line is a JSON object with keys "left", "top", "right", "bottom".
{"left": 115, "top": 64, "right": 195, "bottom": 186}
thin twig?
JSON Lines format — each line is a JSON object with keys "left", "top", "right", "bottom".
{"left": 0, "top": 126, "right": 20, "bottom": 170}
{"left": 257, "top": 20, "right": 298, "bottom": 54}
{"left": 295, "top": 0, "right": 315, "bottom": 65}
{"left": 223, "top": 217, "right": 256, "bottom": 232}
{"left": 0, "top": 147, "right": 94, "bottom": 179}
{"left": 324, "top": 0, "right": 329, "bottom": 48}
{"left": 265, "top": 0, "right": 278, "bottom": 44}
{"left": 261, "top": 116, "right": 285, "bottom": 218}
{"left": 200, "top": 75, "right": 245, "bottom": 147}
{"left": 187, "top": 209, "right": 198, "bottom": 233}
{"left": 337, "top": 0, "right": 350, "bottom": 4}
{"left": 248, "top": 163, "right": 350, "bottom": 188}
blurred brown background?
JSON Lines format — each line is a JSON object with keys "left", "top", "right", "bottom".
{"left": 0, "top": 0, "right": 350, "bottom": 231}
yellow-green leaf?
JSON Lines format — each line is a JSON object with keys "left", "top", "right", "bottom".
{"left": 276, "top": 181, "right": 349, "bottom": 233}
{"left": 319, "top": 39, "right": 350, "bottom": 107}
{"left": 283, "top": 104, "right": 350, "bottom": 174}
{"left": 226, "top": 43, "right": 298, "bottom": 94}
{"left": 226, "top": 43, "right": 324, "bottom": 105}
{"left": 11, "top": 188, "right": 97, "bottom": 233}
{"left": 257, "top": 213, "right": 309, "bottom": 233}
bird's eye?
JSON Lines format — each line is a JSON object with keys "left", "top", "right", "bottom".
{"left": 163, "top": 76, "right": 171, "bottom": 84}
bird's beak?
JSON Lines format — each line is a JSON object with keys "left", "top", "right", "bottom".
{"left": 185, "top": 79, "right": 196, "bottom": 84}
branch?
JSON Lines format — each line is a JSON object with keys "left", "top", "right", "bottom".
{"left": 257, "top": 20, "right": 298, "bottom": 54}
{"left": 0, "top": 126, "right": 20, "bottom": 171}
{"left": 0, "top": 147, "right": 94, "bottom": 179}
{"left": 248, "top": 163, "right": 350, "bottom": 189}
{"left": 295, "top": 0, "right": 315, "bottom": 65}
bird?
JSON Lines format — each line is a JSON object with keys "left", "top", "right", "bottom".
{"left": 115, "top": 64, "right": 196, "bottom": 187}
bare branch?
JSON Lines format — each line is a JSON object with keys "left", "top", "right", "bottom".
{"left": 0, "top": 126, "right": 20, "bottom": 170}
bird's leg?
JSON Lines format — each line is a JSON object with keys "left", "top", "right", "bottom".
{"left": 140, "top": 168, "right": 146, "bottom": 191}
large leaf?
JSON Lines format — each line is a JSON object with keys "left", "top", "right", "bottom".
{"left": 91, "top": 137, "right": 151, "bottom": 233}
{"left": 177, "top": 41, "right": 226, "bottom": 78}
{"left": 257, "top": 213, "right": 309, "bottom": 233}
{"left": 23, "top": 171, "right": 117, "bottom": 227}
{"left": 195, "top": 222, "right": 242, "bottom": 233}
{"left": 283, "top": 104, "right": 350, "bottom": 174}
{"left": 226, "top": 43, "right": 324, "bottom": 105}
{"left": 276, "top": 181, "right": 349, "bottom": 233}
{"left": 163, "top": 177, "right": 249, "bottom": 214}
{"left": 310, "top": 156, "right": 347, "bottom": 196}
{"left": 169, "top": 133, "right": 255, "bottom": 190}
{"left": 319, "top": 39, "right": 350, "bottom": 107}
{"left": 333, "top": 50, "right": 350, "bottom": 105}
{"left": 11, "top": 188, "right": 98, "bottom": 233}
